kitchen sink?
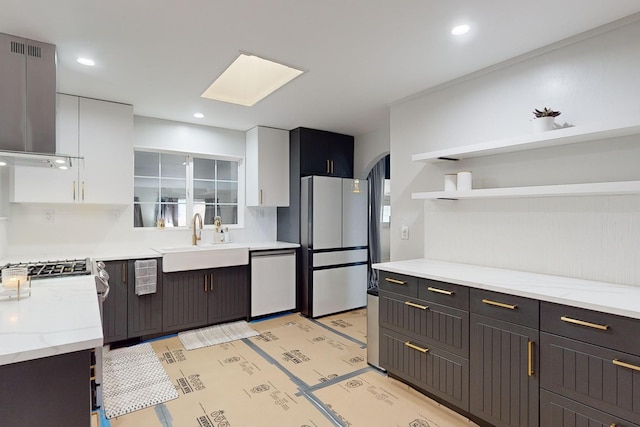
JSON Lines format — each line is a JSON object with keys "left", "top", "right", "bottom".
{"left": 153, "top": 243, "right": 249, "bottom": 272}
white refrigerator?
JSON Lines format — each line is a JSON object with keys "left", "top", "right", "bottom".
{"left": 300, "top": 176, "right": 368, "bottom": 317}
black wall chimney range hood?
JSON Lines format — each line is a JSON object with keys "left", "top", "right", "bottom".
{"left": 0, "top": 32, "right": 75, "bottom": 168}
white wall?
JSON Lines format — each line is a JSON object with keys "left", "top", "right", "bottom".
{"left": 3, "top": 117, "right": 277, "bottom": 259}
{"left": 354, "top": 119, "right": 390, "bottom": 179}
{"left": 390, "top": 16, "right": 640, "bottom": 286}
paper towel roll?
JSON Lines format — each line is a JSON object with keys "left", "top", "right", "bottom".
{"left": 457, "top": 171, "right": 472, "bottom": 191}
{"left": 444, "top": 174, "right": 457, "bottom": 191}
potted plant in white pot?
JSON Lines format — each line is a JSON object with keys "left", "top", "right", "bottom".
{"left": 532, "top": 107, "right": 561, "bottom": 132}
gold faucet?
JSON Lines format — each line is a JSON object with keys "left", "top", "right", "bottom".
{"left": 192, "top": 213, "right": 203, "bottom": 245}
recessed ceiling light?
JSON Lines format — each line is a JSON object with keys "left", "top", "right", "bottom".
{"left": 201, "top": 53, "right": 304, "bottom": 107}
{"left": 193, "top": 113, "right": 205, "bottom": 119}
{"left": 54, "top": 159, "right": 66, "bottom": 164}
{"left": 0, "top": 161, "right": 6, "bottom": 166}
{"left": 77, "top": 57, "right": 95, "bottom": 66}
{"left": 58, "top": 166, "right": 68, "bottom": 170}
{"left": 451, "top": 24, "right": 470, "bottom": 36}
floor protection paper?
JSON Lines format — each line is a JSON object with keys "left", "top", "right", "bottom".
{"left": 109, "top": 335, "right": 333, "bottom": 427}
{"left": 248, "top": 313, "right": 369, "bottom": 387}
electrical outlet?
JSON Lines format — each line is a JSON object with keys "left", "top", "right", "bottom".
{"left": 400, "top": 225, "right": 409, "bottom": 240}
{"left": 44, "top": 209, "right": 55, "bottom": 223}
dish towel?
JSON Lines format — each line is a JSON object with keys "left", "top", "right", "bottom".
{"left": 134, "top": 259, "right": 157, "bottom": 296}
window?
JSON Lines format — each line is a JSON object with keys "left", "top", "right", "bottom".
{"left": 382, "top": 179, "right": 391, "bottom": 225}
{"left": 133, "top": 150, "right": 240, "bottom": 228}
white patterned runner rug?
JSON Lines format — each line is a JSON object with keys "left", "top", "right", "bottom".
{"left": 178, "top": 320, "right": 260, "bottom": 350}
{"left": 103, "top": 342, "right": 178, "bottom": 419}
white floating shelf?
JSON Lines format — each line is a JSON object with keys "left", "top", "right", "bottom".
{"left": 411, "top": 119, "right": 640, "bottom": 163}
{"left": 412, "top": 180, "right": 640, "bottom": 200}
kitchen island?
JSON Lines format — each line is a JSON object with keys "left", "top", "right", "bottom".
{"left": 0, "top": 274, "right": 102, "bottom": 427}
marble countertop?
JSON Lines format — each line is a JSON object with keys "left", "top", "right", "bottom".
{"left": 0, "top": 241, "right": 300, "bottom": 365}
{"left": 0, "top": 275, "right": 103, "bottom": 366}
{"left": 0, "top": 241, "right": 300, "bottom": 264}
{"left": 373, "top": 259, "right": 640, "bottom": 320}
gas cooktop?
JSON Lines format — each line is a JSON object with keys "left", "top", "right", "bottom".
{"left": 1, "top": 258, "right": 92, "bottom": 280}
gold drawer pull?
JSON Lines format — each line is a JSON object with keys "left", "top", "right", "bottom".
{"left": 612, "top": 359, "right": 640, "bottom": 372}
{"left": 385, "top": 278, "right": 406, "bottom": 285}
{"left": 528, "top": 341, "right": 534, "bottom": 377}
{"left": 404, "top": 301, "right": 428, "bottom": 310}
{"left": 482, "top": 299, "right": 517, "bottom": 310}
{"left": 561, "top": 316, "right": 609, "bottom": 331}
{"left": 405, "top": 341, "right": 429, "bottom": 353}
{"left": 427, "top": 286, "right": 454, "bottom": 295}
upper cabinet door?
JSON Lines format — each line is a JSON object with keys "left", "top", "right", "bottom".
{"left": 78, "top": 97, "right": 133, "bottom": 204}
{"left": 299, "top": 128, "right": 332, "bottom": 176}
{"left": 298, "top": 128, "right": 354, "bottom": 178}
{"left": 328, "top": 133, "right": 354, "bottom": 178}
{"left": 246, "top": 126, "right": 290, "bottom": 207}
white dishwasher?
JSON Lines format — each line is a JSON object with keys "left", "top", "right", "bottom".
{"left": 251, "top": 249, "right": 297, "bottom": 317}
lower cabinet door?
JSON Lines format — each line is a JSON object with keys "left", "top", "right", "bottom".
{"left": 0, "top": 350, "right": 91, "bottom": 427}
{"left": 102, "top": 261, "right": 128, "bottom": 343}
{"left": 540, "top": 332, "right": 640, "bottom": 425}
{"left": 128, "top": 259, "right": 163, "bottom": 338}
{"left": 541, "top": 389, "right": 640, "bottom": 427}
{"left": 207, "top": 266, "right": 248, "bottom": 324}
{"left": 470, "top": 314, "right": 539, "bottom": 427}
{"left": 380, "top": 327, "right": 469, "bottom": 411}
{"left": 162, "top": 270, "right": 208, "bottom": 333}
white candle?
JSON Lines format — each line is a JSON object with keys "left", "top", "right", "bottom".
{"left": 2, "top": 269, "right": 28, "bottom": 289}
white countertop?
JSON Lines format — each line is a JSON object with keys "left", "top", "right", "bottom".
{"left": 246, "top": 241, "right": 300, "bottom": 251}
{"left": 0, "top": 241, "right": 299, "bottom": 366}
{"left": 373, "top": 259, "right": 640, "bottom": 320}
{"left": 0, "top": 275, "right": 103, "bottom": 366}
{"left": 0, "top": 241, "right": 300, "bottom": 264}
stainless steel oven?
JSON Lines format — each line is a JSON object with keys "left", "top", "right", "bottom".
{"left": 93, "top": 260, "right": 110, "bottom": 410}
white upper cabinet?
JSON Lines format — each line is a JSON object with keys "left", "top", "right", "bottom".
{"left": 78, "top": 97, "right": 133, "bottom": 204}
{"left": 246, "top": 126, "right": 289, "bottom": 207}
{"left": 11, "top": 95, "right": 133, "bottom": 205}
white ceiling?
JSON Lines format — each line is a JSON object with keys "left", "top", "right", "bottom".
{"left": 2, "top": 1, "right": 640, "bottom": 137}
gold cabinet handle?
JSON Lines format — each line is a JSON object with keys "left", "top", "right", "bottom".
{"left": 612, "top": 358, "right": 640, "bottom": 372}
{"left": 405, "top": 341, "right": 429, "bottom": 353}
{"left": 427, "top": 286, "right": 454, "bottom": 295}
{"left": 561, "top": 316, "right": 609, "bottom": 331}
{"left": 210, "top": 273, "right": 214, "bottom": 291}
{"left": 204, "top": 274, "right": 208, "bottom": 292}
{"left": 122, "top": 262, "right": 126, "bottom": 285}
{"left": 330, "top": 160, "right": 334, "bottom": 174}
{"left": 405, "top": 301, "right": 428, "bottom": 310}
{"left": 326, "top": 159, "right": 330, "bottom": 174}
{"left": 73, "top": 180, "right": 76, "bottom": 200}
{"left": 385, "top": 277, "right": 406, "bottom": 285}
{"left": 82, "top": 181, "right": 85, "bottom": 200}
{"left": 259, "top": 189, "right": 263, "bottom": 205}
{"left": 482, "top": 298, "right": 517, "bottom": 310}
{"left": 528, "top": 341, "right": 534, "bottom": 377}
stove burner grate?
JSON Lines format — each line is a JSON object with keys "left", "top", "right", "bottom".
{"left": 1, "top": 258, "right": 91, "bottom": 280}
